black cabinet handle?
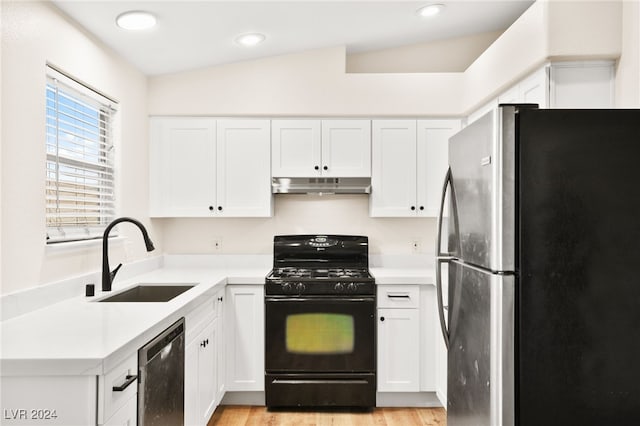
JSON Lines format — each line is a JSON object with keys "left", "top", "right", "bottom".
{"left": 410, "top": 206, "right": 416, "bottom": 211}
{"left": 209, "top": 206, "right": 214, "bottom": 211}
{"left": 314, "top": 165, "right": 320, "bottom": 170}
{"left": 323, "top": 166, "right": 328, "bottom": 171}
{"left": 217, "top": 206, "right": 222, "bottom": 211}
{"left": 419, "top": 206, "right": 424, "bottom": 211}
{"left": 112, "top": 375, "right": 137, "bottom": 392}
{"left": 218, "top": 297, "right": 223, "bottom": 302}
{"left": 380, "top": 316, "right": 385, "bottom": 322}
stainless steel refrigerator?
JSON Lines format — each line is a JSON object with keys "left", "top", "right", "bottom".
{"left": 435, "top": 105, "right": 640, "bottom": 426}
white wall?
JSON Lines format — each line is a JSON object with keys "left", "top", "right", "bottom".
{"left": 147, "top": 46, "right": 465, "bottom": 117}
{"left": 0, "top": 2, "right": 154, "bottom": 295}
{"left": 159, "top": 195, "right": 436, "bottom": 256}
{"left": 346, "top": 30, "right": 503, "bottom": 73}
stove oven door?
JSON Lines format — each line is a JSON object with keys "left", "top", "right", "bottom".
{"left": 265, "top": 295, "right": 376, "bottom": 407}
{"left": 265, "top": 296, "right": 375, "bottom": 373}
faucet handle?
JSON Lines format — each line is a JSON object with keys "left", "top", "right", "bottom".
{"left": 110, "top": 263, "right": 123, "bottom": 282}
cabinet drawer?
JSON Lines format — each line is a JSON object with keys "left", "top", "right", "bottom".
{"left": 377, "top": 285, "right": 419, "bottom": 308}
{"left": 100, "top": 352, "right": 137, "bottom": 423}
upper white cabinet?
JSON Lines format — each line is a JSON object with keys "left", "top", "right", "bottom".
{"left": 150, "top": 117, "right": 272, "bottom": 217}
{"left": 470, "top": 61, "right": 615, "bottom": 125}
{"left": 216, "top": 119, "right": 272, "bottom": 217}
{"left": 149, "top": 117, "right": 217, "bottom": 217}
{"left": 549, "top": 61, "right": 615, "bottom": 108}
{"left": 497, "top": 66, "right": 548, "bottom": 108}
{"left": 370, "top": 119, "right": 460, "bottom": 217}
{"left": 272, "top": 119, "right": 371, "bottom": 177}
{"left": 272, "top": 119, "right": 321, "bottom": 177}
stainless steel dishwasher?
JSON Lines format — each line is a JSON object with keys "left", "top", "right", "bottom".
{"left": 138, "top": 317, "right": 185, "bottom": 425}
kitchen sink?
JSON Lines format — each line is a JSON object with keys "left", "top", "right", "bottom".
{"left": 97, "top": 284, "right": 196, "bottom": 303}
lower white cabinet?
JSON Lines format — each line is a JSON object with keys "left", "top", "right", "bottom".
{"left": 99, "top": 353, "right": 138, "bottom": 425}
{"left": 185, "top": 290, "right": 224, "bottom": 426}
{"left": 377, "top": 285, "right": 420, "bottom": 392}
{"left": 377, "top": 284, "right": 443, "bottom": 398}
{"left": 225, "top": 285, "right": 264, "bottom": 391}
{"left": 103, "top": 395, "right": 136, "bottom": 426}
{"left": 378, "top": 307, "right": 420, "bottom": 392}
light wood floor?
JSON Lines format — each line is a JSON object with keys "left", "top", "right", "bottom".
{"left": 208, "top": 405, "right": 446, "bottom": 426}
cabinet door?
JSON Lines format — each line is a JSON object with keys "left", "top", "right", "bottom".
{"left": 216, "top": 119, "right": 272, "bottom": 217}
{"left": 519, "top": 67, "right": 548, "bottom": 108}
{"left": 416, "top": 119, "right": 460, "bottom": 217}
{"left": 185, "top": 318, "right": 217, "bottom": 426}
{"left": 549, "top": 62, "right": 614, "bottom": 108}
{"left": 225, "top": 285, "right": 265, "bottom": 391}
{"left": 377, "top": 308, "right": 420, "bottom": 392}
{"left": 149, "top": 117, "right": 216, "bottom": 217}
{"left": 370, "top": 120, "right": 417, "bottom": 217}
{"left": 321, "top": 119, "right": 371, "bottom": 177}
{"left": 272, "top": 120, "right": 321, "bottom": 177}
{"left": 198, "top": 319, "right": 217, "bottom": 424}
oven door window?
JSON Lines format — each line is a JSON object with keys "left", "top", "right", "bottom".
{"left": 286, "top": 313, "right": 354, "bottom": 354}
{"left": 265, "top": 298, "right": 375, "bottom": 373}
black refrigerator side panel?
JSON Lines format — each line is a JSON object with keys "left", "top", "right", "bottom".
{"left": 517, "top": 109, "right": 640, "bottom": 426}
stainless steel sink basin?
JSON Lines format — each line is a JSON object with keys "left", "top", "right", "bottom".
{"left": 97, "top": 284, "right": 196, "bottom": 303}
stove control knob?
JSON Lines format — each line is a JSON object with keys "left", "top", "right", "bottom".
{"left": 334, "top": 283, "right": 345, "bottom": 293}
{"left": 347, "top": 282, "right": 358, "bottom": 293}
{"left": 281, "top": 282, "right": 293, "bottom": 293}
{"left": 296, "top": 282, "right": 306, "bottom": 294}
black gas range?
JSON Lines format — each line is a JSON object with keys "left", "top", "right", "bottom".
{"left": 264, "top": 235, "right": 376, "bottom": 409}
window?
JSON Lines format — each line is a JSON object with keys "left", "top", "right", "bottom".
{"left": 45, "top": 67, "right": 117, "bottom": 243}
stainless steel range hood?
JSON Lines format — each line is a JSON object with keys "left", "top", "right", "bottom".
{"left": 271, "top": 177, "right": 371, "bottom": 194}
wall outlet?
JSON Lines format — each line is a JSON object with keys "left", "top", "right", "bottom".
{"left": 211, "top": 237, "right": 222, "bottom": 252}
{"left": 412, "top": 240, "right": 422, "bottom": 253}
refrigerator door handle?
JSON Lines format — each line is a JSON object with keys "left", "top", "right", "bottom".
{"left": 435, "top": 167, "right": 459, "bottom": 350}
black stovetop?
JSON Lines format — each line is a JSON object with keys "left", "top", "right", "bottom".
{"left": 265, "top": 235, "right": 374, "bottom": 296}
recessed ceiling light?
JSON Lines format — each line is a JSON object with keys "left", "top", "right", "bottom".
{"left": 235, "top": 33, "right": 266, "bottom": 47}
{"left": 116, "top": 11, "right": 157, "bottom": 30}
{"left": 417, "top": 4, "right": 445, "bottom": 18}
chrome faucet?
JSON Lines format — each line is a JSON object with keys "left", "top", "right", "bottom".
{"left": 102, "top": 217, "right": 155, "bottom": 291}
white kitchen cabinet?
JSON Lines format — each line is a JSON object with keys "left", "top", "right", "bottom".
{"left": 271, "top": 119, "right": 371, "bottom": 178}
{"left": 225, "top": 285, "right": 264, "bottom": 391}
{"left": 549, "top": 61, "right": 615, "bottom": 108}
{"left": 150, "top": 117, "right": 272, "bottom": 217}
{"left": 370, "top": 119, "right": 460, "bottom": 217}
{"left": 149, "top": 117, "right": 216, "bottom": 217}
{"left": 271, "top": 119, "right": 321, "bottom": 177}
{"left": 185, "top": 290, "right": 224, "bottom": 426}
{"left": 103, "top": 396, "right": 136, "bottom": 426}
{"left": 216, "top": 119, "right": 272, "bottom": 217}
{"left": 470, "top": 61, "right": 614, "bottom": 125}
{"left": 498, "top": 67, "right": 548, "bottom": 108}
{"left": 377, "top": 285, "right": 420, "bottom": 392}
{"left": 98, "top": 353, "right": 138, "bottom": 425}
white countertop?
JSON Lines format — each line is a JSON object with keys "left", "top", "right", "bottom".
{"left": 1, "top": 257, "right": 434, "bottom": 377}
{"left": 0, "top": 266, "right": 268, "bottom": 377}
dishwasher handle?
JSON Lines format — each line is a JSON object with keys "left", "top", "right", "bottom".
{"left": 112, "top": 374, "right": 137, "bottom": 392}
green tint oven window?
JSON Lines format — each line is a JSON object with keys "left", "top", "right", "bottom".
{"left": 286, "top": 313, "right": 354, "bottom": 354}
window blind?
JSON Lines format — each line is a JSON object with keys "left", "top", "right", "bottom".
{"left": 45, "top": 68, "right": 117, "bottom": 243}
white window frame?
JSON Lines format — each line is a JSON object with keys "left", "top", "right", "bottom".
{"left": 45, "top": 66, "right": 118, "bottom": 244}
